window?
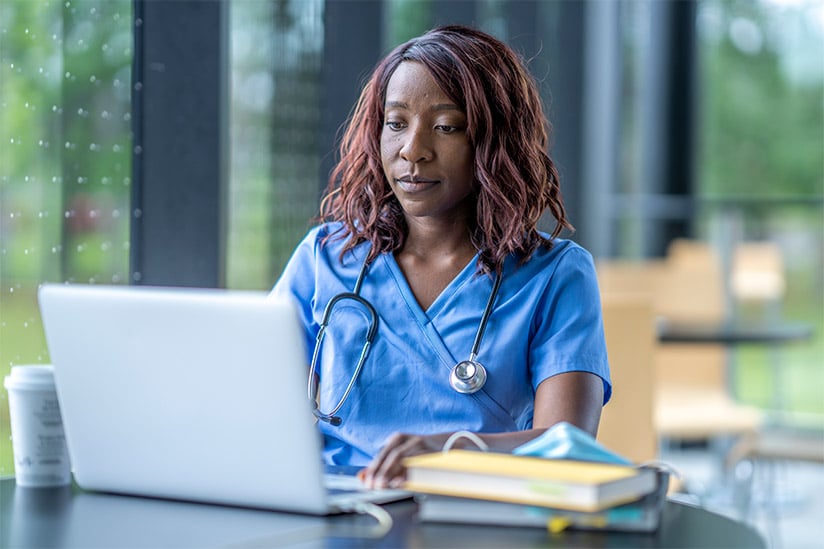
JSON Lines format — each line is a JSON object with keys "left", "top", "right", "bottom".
{"left": 227, "top": 0, "right": 324, "bottom": 290}
{"left": 0, "top": 0, "right": 133, "bottom": 474}
{"left": 695, "top": 0, "right": 824, "bottom": 418}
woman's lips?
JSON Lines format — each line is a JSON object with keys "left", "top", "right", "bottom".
{"left": 396, "top": 177, "right": 438, "bottom": 193}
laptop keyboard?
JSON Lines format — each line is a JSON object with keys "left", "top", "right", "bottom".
{"left": 324, "top": 473, "right": 368, "bottom": 493}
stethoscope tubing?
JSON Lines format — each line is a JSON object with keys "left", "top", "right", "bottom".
{"left": 468, "top": 271, "right": 502, "bottom": 361}
{"left": 309, "top": 254, "right": 502, "bottom": 424}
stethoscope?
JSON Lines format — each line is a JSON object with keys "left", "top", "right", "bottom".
{"left": 308, "top": 256, "right": 503, "bottom": 426}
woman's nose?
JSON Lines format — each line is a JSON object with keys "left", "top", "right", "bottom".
{"left": 399, "top": 128, "right": 433, "bottom": 163}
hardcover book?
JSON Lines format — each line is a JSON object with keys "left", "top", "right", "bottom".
{"left": 416, "top": 468, "right": 670, "bottom": 532}
{"left": 403, "top": 450, "right": 658, "bottom": 512}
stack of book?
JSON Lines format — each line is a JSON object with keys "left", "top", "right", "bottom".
{"left": 403, "top": 450, "right": 668, "bottom": 532}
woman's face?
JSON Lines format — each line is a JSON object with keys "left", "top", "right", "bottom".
{"left": 380, "top": 61, "right": 475, "bottom": 224}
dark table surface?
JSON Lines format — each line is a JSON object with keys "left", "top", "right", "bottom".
{"left": 657, "top": 319, "right": 813, "bottom": 344}
{"left": 0, "top": 477, "right": 765, "bottom": 548}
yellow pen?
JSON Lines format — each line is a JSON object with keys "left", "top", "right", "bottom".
{"left": 547, "top": 516, "right": 572, "bottom": 534}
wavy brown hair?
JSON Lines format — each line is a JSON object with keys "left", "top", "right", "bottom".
{"left": 320, "top": 25, "right": 571, "bottom": 274}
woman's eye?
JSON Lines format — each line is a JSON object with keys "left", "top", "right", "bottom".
{"left": 436, "top": 125, "right": 461, "bottom": 134}
{"left": 385, "top": 121, "right": 404, "bottom": 131}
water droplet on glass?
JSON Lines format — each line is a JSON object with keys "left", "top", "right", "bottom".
{"left": 101, "top": 110, "right": 111, "bottom": 120}
{"left": 112, "top": 209, "right": 121, "bottom": 218}
{"left": 76, "top": 243, "right": 86, "bottom": 253}
{"left": 112, "top": 144, "right": 121, "bottom": 152}
{"left": 112, "top": 274, "right": 121, "bottom": 283}
{"left": 77, "top": 176, "right": 87, "bottom": 184}
{"left": 89, "top": 75, "right": 97, "bottom": 83}
{"left": 133, "top": 208, "right": 142, "bottom": 218}
{"left": 132, "top": 272, "right": 142, "bottom": 282}
{"left": 135, "top": 17, "right": 143, "bottom": 27}
{"left": 77, "top": 108, "right": 88, "bottom": 117}
{"left": 134, "top": 145, "right": 143, "bottom": 155}
{"left": 133, "top": 82, "right": 143, "bottom": 91}
{"left": 64, "top": 71, "right": 71, "bottom": 79}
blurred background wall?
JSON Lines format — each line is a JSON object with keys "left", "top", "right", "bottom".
{"left": 1, "top": 0, "right": 822, "bottom": 475}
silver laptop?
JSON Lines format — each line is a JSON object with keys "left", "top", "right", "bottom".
{"left": 38, "top": 283, "right": 409, "bottom": 515}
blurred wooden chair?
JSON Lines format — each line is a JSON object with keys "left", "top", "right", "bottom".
{"left": 597, "top": 293, "right": 657, "bottom": 464}
{"left": 653, "top": 239, "right": 763, "bottom": 442}
{"left": 731, "top": 241, "right": 786, "bottom": 320}
{"left": 596, "top": 243, "right": 763, "bottom": 446}
{"left": 595, "top": 259, "right": 666, "bottom": 300}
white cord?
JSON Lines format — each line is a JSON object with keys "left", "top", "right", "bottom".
{"left": 336, "top": 501, "right": 394, "bottom": 539}
{"left": 442, "top": 430, "right": 490, "bottom": 453}
{"left": 222, "top": 502, "right": 393, "bottom": 547}
{"left": 638, "top": 460, "right": 683, "bottom": 480}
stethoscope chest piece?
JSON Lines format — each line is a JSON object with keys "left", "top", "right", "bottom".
{"left": 449, "top": 360, "right": 487, "bottom": 394}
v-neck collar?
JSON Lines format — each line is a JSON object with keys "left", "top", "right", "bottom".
{"left": 380, "top": 252, "right": 480, "bottom": 322}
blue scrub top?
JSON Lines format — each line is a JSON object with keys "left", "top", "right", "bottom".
{"left": 271, "top": 223, "right": 611, "bottom": 466}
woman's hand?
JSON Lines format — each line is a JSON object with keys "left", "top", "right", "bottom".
{"left": 358, "top": 432, "right": 445, "bottom": 489}
{"left": 358, "top": 371, "right": 605, "bottom": 489}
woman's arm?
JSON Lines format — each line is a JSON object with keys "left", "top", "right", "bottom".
{"left": 360, "top": 371, "right": 604, "bottom": 488}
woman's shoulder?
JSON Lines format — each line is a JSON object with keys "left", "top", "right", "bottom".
{"left": 296, "top": 221, "right": 349, "bottom": 250}
{"left": 531, "top": 236, "right": 595, "bottom": 268}
{"left": 504, "top": 237, "right": 595, "bottom": 289}
{"left": 295, "top": 222, "right": 368, "bottom": 265}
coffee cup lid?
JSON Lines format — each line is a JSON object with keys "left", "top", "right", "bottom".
{"left": 3, "top": 364, "right": 56, "bottom": 391}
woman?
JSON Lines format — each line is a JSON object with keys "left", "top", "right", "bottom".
{"left": 271, "top": 25, "right": 611, "bottom": 488}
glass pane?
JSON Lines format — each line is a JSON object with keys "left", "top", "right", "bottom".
{"left": 384, "top": 0, "right": 432, "bottom": 50}
{"left": 696, "top": 0, "right": 823, "bottom": 421}
{"left": 227, "top": 0, "right": 324, "bottom": 290}
{"left": 0, "top": 0, "right": 133, "bottom": 475}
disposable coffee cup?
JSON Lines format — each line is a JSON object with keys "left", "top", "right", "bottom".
{"left": 3, "top": 365, "right": 71, "bottom": 487}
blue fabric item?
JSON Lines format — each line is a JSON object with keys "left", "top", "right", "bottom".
{"left": 271, "top": 223, "right": 612, "bottom": 466}
{"left": 513, "top": 421, "right": 631, "bottom": 465}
